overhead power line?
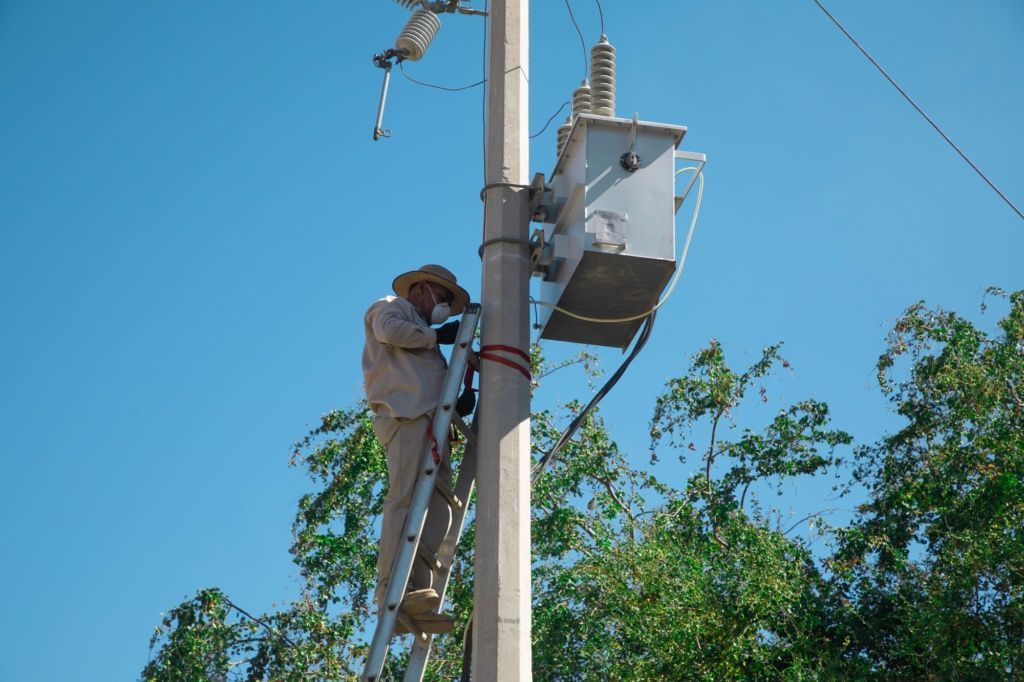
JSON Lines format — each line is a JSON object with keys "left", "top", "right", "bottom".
{"left": 397, "top": 61, "right": 570, "bottom": 140}
{"left": 563, "top": 0, "right": 588, "bottom": 81}
{"left": 811, "top": 0, "right": 1024, "bottom": 222}
{"left": 399, "top": 61, "right": 485, "bottom": 91}
{"left": 530, "top": 101, "right": 571, "bottom": 139}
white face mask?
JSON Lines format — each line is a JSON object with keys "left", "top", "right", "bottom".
{"left": 430, "top": 302, "right": 451, "bottom": 325}
{"left": 426, "top": 285, "right": 451, "bottom": 325}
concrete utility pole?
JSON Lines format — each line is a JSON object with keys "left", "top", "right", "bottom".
{"left": 474, "top": 0, "right": 531, "bottom": 679}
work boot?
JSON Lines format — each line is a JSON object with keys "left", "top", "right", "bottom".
{"left": 411, "top": 611, "right": 454, "bottom": 634}
{"left": 400, "top": 588, "right": 440, "bottom": 615}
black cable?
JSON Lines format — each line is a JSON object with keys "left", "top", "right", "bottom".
{"left": 563, "top": 0, "right": 588, "bottom": 82}
{"left": 399, "top": 61, "right": 486, "bottom": 92}
{"left": 460, "top": 611, "right": 473, "bottom": 682}
{"left": 595, "top": 0, "right": 605, "bottom": 37}
{"left": 530, "top": 100, "right": 570, "bottom": 139}
{"left": 811, "top": 0, "right": 1024, "bottom": 222}
{"left": 532, "top": 311, "right": 657, "bottom": 478}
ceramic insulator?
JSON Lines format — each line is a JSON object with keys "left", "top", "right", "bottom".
{"left": 572, "top": 79, "right": 592, "bottom": 118}
{"left": 589, "top": 35, "right": 616, "bottom": 116}
{"left": 556, "top": 116, "right": 573, "bottom": 158}
{"left": 394, "top": 9, "right": 441, "bottom": 61}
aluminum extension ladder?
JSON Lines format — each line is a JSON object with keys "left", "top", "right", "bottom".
{"left": 361, "top": 303, "right": 481, "bottom": 682}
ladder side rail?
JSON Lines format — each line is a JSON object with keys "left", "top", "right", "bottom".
{"left": 361, "top": 306, "right": 481, "bottom": 682}
{"left": 403, "top": 424, "right": 479, "bottom": 681}
{"left": 426, "top": 304, "right": 480, "bottom": 467}
{"left": 362, "top": 412, "right": 459, "bottom": 681}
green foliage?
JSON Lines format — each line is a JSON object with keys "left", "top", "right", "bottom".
{"left": 832, "top": 289, "right": 1024, "bottom": 678}
{"left": 290, "top": 406, "right": 385, "bottom": 615}
{"left": 649, "top": 340, "right": 851, "bottom": 548}
{"left": 533, "top": 512, "right": 844, "bottom": 681}
{"left": 527, "top": 340, "right": 853, "bottom": 681}
{"left": 142, "top": 589, "right": 236, "bottom": 682}
{"left": 141, "top": 589, "right": 360, "bottom": 681}
{"left": 142, "top": 291, "right": 1023, "bottom": 681}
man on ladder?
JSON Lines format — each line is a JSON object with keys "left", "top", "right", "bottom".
{"left": 362, "top": 264, "right": 475, "bottom": 635}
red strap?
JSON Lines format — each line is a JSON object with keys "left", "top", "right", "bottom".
{"left": 425, "top": 419, "right": 441, "bottom": 466}
{"left": 479, "top": 344, "right": 532, "bottom": 381}
{"left": 481, "top": 344, "right": 530, "bottom": 363}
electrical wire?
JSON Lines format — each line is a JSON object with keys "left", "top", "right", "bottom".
{"left": 531, "top": 168, "right": 704, "bottom": 324}
{"left": 530, "top": 100, "right": 571, "bottom": 139}
{"left": 532, "top": 310, "right": 656, "bottom": 478}
{"left": 594, "top": 0, "right": 605, "bottom": 38}
{"left": 563, "top": 0, "right": 588, "bottom": 82}
{"left": 399, "top": 60, "right": 486, "bottom": 92}
{"left": 811, "top": 0, "right": 1024, "bottom": 222}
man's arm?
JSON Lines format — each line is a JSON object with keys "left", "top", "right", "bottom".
{"left": 369, "top": 301, "right": 438, "bottom": 349}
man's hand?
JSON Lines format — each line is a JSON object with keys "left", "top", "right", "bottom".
{"left": 455, "top": 389, "right": 476, "bottom": 417}
{"left": 434, "top": 320, "right": 461, "bottom": 345}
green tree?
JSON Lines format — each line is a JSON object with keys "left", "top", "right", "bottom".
{"left": 144, "top": 341, "right": 850, "bottom": 680}
{"left": 530, "top": 341, "right": 852, "bottom": 681}
{"left": 831, "top": 289, "right": 1024, "bottom": 678}
{"left": 143, "top": 291, "right": 1023, "bottom": 681}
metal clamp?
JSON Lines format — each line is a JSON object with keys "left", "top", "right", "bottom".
{"left": 478, "top": 237, "right": 530, "bottom": 258}
{"left": 479, "top": 182, "right": 532, "bottom": 201}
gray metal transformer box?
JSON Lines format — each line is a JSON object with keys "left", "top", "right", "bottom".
{"left": 537, "top": 113, "right": 689, "bottom": 348}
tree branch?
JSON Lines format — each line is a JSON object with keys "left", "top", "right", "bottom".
{"left": 781, "top": 508, "right": 846, "bottom": 536}
{"left": 739, "top": 481, "right": 751, "bottom": 511}
{"left": 536, "top": 354, "right": 596, "bottom": 381}
{"left": 706, "top": 410, "right": 730, "bottom": 549}
{"left": 705, "top": 409, "right": 723, "bottom": 498}
{"left": 597, "top": 476, "right": 636, "bottom": 545}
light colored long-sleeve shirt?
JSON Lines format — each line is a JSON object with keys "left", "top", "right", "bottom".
{"left": 362, "top": 296, "right": 447, "bottom": 419}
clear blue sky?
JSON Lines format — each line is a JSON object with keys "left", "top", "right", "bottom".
{"left": 1, "top": 1, "right": 1021, "bottom": 679}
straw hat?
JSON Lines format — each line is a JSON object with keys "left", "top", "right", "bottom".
{"left": 392, "top": 264, "right": 470, "bottom": 315}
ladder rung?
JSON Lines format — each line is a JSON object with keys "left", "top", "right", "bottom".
{"left": 417, "top": 542, "right": 442, "bottom": 571}
{"left": 396, "top": 611, "right": 427, "bottom": 642}
{"left": 434, "top": 477, "right": 462, "bottom": 511}
{"left": 452, "top": 413, "right": 477, "bottom": 446}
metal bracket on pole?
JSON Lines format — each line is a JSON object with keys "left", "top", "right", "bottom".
{"left": 528, "top": 172, "right": 554, "bottom": 222}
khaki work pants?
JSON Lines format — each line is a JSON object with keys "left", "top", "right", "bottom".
{"left": 374, "top": 414, "right": 453, "bottom": 606}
